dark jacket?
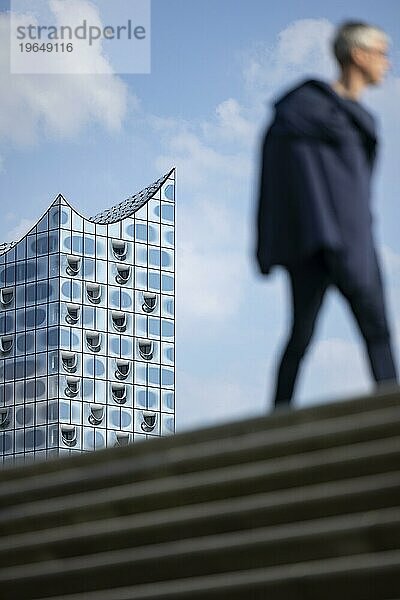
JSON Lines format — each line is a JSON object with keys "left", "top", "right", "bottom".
{"left": 256, "top": 78, "right": 379, "bottom": 287}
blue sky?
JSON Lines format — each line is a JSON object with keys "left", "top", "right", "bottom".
{"left": 1, "top": 0, "right": 399, "bottom": 431}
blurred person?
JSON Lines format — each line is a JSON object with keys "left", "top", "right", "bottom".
{"left": 256, "top": 21, "right": 398, "bottom": 409}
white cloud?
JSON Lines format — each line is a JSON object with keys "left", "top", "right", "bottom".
{"left": 2, "top": 217, "right": 36, "bottom": 243}
{"left": 0, "top": 2, "right": 130, "bottom": 145}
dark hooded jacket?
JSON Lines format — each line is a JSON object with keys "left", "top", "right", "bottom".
{"left": 256, "top": 78, "right": 379, "bottom": 288}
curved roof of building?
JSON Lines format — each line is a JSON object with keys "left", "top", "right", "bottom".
{"left": 0, "top": 169, "right": 174, "bottom": 255}
{"left": 89, "top": 168, "right": 174, "bottom": 225}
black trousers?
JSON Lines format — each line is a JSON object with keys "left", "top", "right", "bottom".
{"left": 273, "top": 248, "right": 398, "bottom": 407}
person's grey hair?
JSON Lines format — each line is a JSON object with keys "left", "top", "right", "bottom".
{"left": 333, "top": 21, "right": 389, "bottom": 66}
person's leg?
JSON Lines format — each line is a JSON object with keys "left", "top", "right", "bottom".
{"left": 273, "top": 252, "right": 329, "bottom": 408}
{"left": 326, "top": 249, "right": 398, "bottom": 385}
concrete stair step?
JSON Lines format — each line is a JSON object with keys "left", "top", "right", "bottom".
{"left": 0, "top": 506, "right": 399, "bottom": 598}
{"left": 1, "top": 471, "right": 399, "bottom": 567}
{"left": 7, "top": 549, "right": 400, "bottom": 600}
{"left": 1, "top": 394, "right": 399, "bottom": 508}
{"left": 1, "top": 435, "right": 399, "bottom": 536}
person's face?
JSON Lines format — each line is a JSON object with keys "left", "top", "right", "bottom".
{"left": 351, "top": 38, "right": 390, "bottom": 85}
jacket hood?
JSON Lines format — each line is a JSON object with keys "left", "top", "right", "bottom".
{"left": 271, "top": 78, "right": 377, "bottom": 145}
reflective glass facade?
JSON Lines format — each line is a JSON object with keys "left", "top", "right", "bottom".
{"left": 0, "top": 170, "right": 175, "bottom": 465}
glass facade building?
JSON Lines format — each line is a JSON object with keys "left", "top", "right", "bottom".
{"left": 0, "top": 169, "right": 175, "bottom": 465}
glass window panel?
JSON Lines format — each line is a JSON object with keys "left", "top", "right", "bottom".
{"left": 5, "top": 360, "right": 15, "bottom": 382}
{"left": 48, "top": 327, "right": 59, "bottom": 349}
{"left": 72, "top": 212, "right": 83, "bottom": 232}
{"left": 25, "top": 357, "right": 36, "bottom": 378}
{"left": 60, "top": 205, "right": 71, "bottom": 228}
{"left": 148, "top": 317, "right": 160, "bottom": 337}
{"left": 135, "top": 363, "right": 147, "bottom": 385}
{"left": 36, "top": 402, "right": 47, "bottom": 425}
{"left": 108, "top": 222, "right": 120, "bottom": 238}
{"left": 96, "top": 236, "right": 107, "bottom": 259}
{"left": 161, "top": 367, "right": 174, "bottom": 388}
{"left": 59, "top": 400, "right": 70, "bottom": 421}
{"left": 162, "top": 274, "right": 174, "bottom": 294}
{"left": 48, "top": 352, "right": 59, "bottom": 374}
{"left": 16, "top": 238, "right": 27, "bottom": 261}
{"left": 16, "top": 285, "right": 25, "bottom": 308}
{"left": 162, "top": 414, "right": 175, "bottom": 435}
{"left": 107, "top": 407, "right": 120, "bottom": 429}
{"left": 15, "top": 429, "right": 25, "bottom": 451}
{"left": 161, "top": 203, "right": 175, "bottom": 224}
{"left": 84, "top": 354, "right": 95, "bottom": 377}
{"left": 83, "top": 378, "right": 94, "bottom": 400}
{"left": 49, "top": 254, "right": 59, "bottom": 278}
{"left": 27, "top": 235, "right": 36, "bottom": 259}
{"left": 60, "top": 327, "right": 70, "bottom": 349}
{"left": 148, "top": 198, "right": 160, "bottom": 222}
{"left": 161, "top": 319, "right": 174, "bottom": 339}
{"left": 71, "top": 329, "right": 82, "bottom": 352}
{"left": 148, "top": 271, "right": 160, "bottom": 292}
{"left": 71, "top": 281, "right": 82, "bottom": 303}
{"left": 148, "top": 223, "right": 160, "bottom": 245}
{"left": 36, "top": 306, "right": 47, "bottom": 328}
{"left": 95, "top": 308, "right": 107, "bottom": 332}
{"left": 48, "top": 303, "right": 59, "bottom": 326}
{"left": 135, "top": 204, "right": 147, "bottom": 220}
{"left": 48, "top": 401, "right": 58, "bottom": 421}
{"left": 120, "top": 336, "right": 132, "bottom": 359}
{"left": 71, "top": 401, "right": 82, "bottom": 424}
{"left": 161, "top": 225, "right": 174, "bottom": 248}
{"left": 26, "top": 259, "right": 36, "bottom": 282}
{"left": 109, "top": 287, "right": 120, "bottom": 309}
{"left": 84, "top": 258, "right": 95, "bottom": 280}
{"left": 108, "top": 335, "right": 120, "bottom": 357}
{"left": 37, "top": 256, "right": 48, "bottom": 280}
{"left": 148, "top": 365, "right": 160, "bottom": 385}
{"left": 4, "top": 382, "right": 13, "bottom": 404}
{"left": 36, "top": 330, "right": 48, "bottom": 354}
{"left": 14, "top": 262, "right": 26, "bottom": 285}
{"left": 135, "top": 267, "right": 147, "bottom": 290}
{"left": 83, "top": 235, "right": 95, "bottom": 257}
{"left": 162, "top": 391, "right": 174, "bottom": 413}
{"left": 72, "top": 235, "right": 83, "bottom": 254}
{"left": 120, "top": 291, "right": 132, "bottom": 310}
{"left": 162, "top": 182, "right": 175, "bottom": 202}
{"left": 135, "top": 315, "right": 147, "bottom": 336}
{"left": 123, "top": 221, "right": 134, "bottom": 240}
{"left": 94, "top": 429, "right": 106, "bottom": 450}
{"left": 85, "top": 220, "right": 96, "bottom": 235}
{"left": 15, "top": 357, "right": 25, "bottom": 379}
{"left": 36, "top": 377, "right": 47, "bottom": 398}
{"left": 94, "top": 357, "right": 106, "bottom": 378}
{"left": 136, "top": 244, "right": 147, "bottom": 266}
{"left": 37, "top": 213, "right": 48, "bottom": 233}
{"left": 61, "top": 280, "right": 72, "bottom": 301}
{"left": 49, "top": 205, "right": 60, "bottom": 229}
{"left": 25, "top": 380, "right": 36, "bottom": 402}
{"left": 25, "top": 308, "right": 35, "bottom": 330}
{"left": 135, "top": 222, "right": 147, "bottom": 242}
{"left": 121, "top": 409, "right": 132, "bottom": 430}
{"left": 161, "top": 249, "right": 174, "bottom": 271}
{"left": 83, "top": 306, "right": 95, "bottom": 328}
{"left": 26, "top": 331, "right": 35, "bottom": 354}
{"left": 49, "top": 279, "right": 59, "bottom": 302}
{"left": 96, "top": 259, "right": 108, "bottom": 282}
{"left": 148, "top": 248, "right": 160, "bottom": 268}
{"left": 37, "top": 353, "right": 48, "bottom": 378}
{"left": 162, "top": 342, "right": 174, "bottom": 365}
{"left": 95, "top": 380, "right": 106, "bottom": 403}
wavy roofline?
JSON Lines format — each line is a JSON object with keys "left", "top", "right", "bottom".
{"left": 0, "top": 168, "right": 175, "bottom": 255}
